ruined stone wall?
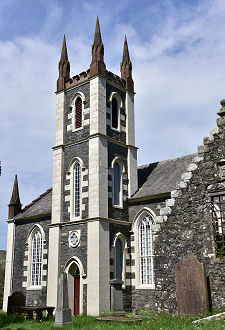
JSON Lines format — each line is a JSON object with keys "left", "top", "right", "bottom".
{"left": 154, "top": 107, "right": 225, "bottom": 313}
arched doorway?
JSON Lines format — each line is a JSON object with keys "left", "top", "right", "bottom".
{"left": 67, "top": 263, "right": 80, "bottom": 315}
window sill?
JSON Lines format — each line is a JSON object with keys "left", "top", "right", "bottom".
{"left": 113, "top": 205, "right": 123, "bottom": 209}
{"left": 26, "top": 285, "right": 42, "bottom": 291}
{"left": 71, "top": 217, "right": 82, "bottom": 221}
{"left": 136, "top": 284, "right": 155, "bottom": 290}
{"left": 72, "top": 126, "right": 83, "bottom": 132}
{"left": 111, "top": 126, "right": 121, "bottom": 133}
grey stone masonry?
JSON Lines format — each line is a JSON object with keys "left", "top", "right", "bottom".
{"left": 128, "top": 199, "right": 167, "bottom": 312}
{"left": 109, "top": 223, "right": 131, "bottom": 310}
{"left": 12, "top": 216, "right": 50, "bottom": 306}
{"left": 65, "top": 83, "right": 90, "bottom": 144}
{"left": 60, "top": 223, "right": 87, "bottom": 275}
{"left": 106, "top": 82, "right": 126, "bottom": 144}
{"left": 108, "top": 142, "right": 129, "bottom": 220}
{"left": 131, "top": 289, "right": 156, "bottom": 312}
{"left": 153, "top": 107, "right": 225, "bottom": 314}
{"left": 63, "top": 142, "right": 89, "bottom": 221}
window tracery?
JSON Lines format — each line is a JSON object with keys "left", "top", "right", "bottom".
{"left": 139, "top": 214, "right": 154, "bottom": 285}
{"left": 74, "top": 162, "right": 81, "bottom": 217}
{"left": 31, "top": 229, "right": 42, "bottom": 286}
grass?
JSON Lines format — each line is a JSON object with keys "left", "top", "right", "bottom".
{"left": 0, "top": 310, "right": 224, "bottom": 329}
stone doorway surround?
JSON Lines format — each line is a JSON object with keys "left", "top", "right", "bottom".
{"left": 64, "top": 257, "right": 85, "bottom": 315}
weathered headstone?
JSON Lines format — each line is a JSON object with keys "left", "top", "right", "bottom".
{"left": 175, "top": 254, "right": 209, "bottom": 315}
{"left": 109, "top": 278, "right": 125, "bottom": 315}
{"left": 54, "top": 272, "right": 72, "bottom": 327}
{"left": 7, "top": 291, "right": 25, "bottom": 315}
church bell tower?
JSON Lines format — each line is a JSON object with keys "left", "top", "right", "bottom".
{"left": 47, "top": 18, "right": 137, "bottom": 315}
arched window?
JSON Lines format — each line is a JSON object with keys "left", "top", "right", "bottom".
{"left": 113, "top": 162, "right": 122, "bottom": 206}
{"left": 74, "top": 162, "right": 81, "bottom": 217}
{"left": 115, "top": 238, "right": 123, "bottom": 280}
{"left": 212, "top": 195, "right": 225, "bottom": 258}
{"left": 139, "top": 214, "right": 154, "bottom": 285}
{"left": 75, "top": 97, "right": 82, "bottom": 129}
{"left": 112, "top": 97, "right": 118, "bottom": 129}
{"left": 31, "top": 230, "right": 42, "bottom": 286}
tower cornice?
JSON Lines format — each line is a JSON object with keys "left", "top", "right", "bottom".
{"left": 52, "top": 133, "right": 138, "bottom": 151}
{"left": 55, "top": 70, "right": 135, "bottom": 95}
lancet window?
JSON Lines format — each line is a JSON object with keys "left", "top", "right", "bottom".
{"left": 112, "top": 97, "right": 118, "bottom": 129}
{"left": 75, "top": 97, "right": 82, "bottom": 129}
{"left": 74, "top": 162, "right": 81, "bottom": 217}
{"left": 139, "top": 214, "right": 154, "bottom": 285}
{"left": 31, "top": 229, "right": 42, "bottom": 286}
{"left": 113, "top": 162, "right": 122, "bottom": 207}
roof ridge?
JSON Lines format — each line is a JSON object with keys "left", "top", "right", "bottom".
{"left": 22, "top": 188, "right": 52, "bottom": 212}
{"left": 138, "top": 153, "right": 196, "bottom": 169}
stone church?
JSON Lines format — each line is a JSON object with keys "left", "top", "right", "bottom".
{"left": 3, "top": 18, "right": 225, "bottom": 316}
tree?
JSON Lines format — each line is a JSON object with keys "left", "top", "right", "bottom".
{"left": 0, "top": 267, "right": 5, "bottom": 309}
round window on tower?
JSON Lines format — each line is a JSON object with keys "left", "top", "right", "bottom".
{"left": 68, "top": 231, "right": 80, "bottom": 248}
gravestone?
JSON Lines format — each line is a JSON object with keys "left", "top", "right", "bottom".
{"left": 109, "top": 278, "right": 125, "bottom": 315}
{"left": 54, "top": 272, "right": 72, "bottom": 327}
{"left": 7, "top": 291, "right": 25, "bottom": 315}
{"left": 175, "top": 254, "right": 209, "bottom": 315}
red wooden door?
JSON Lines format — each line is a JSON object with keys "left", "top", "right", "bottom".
{"left": 74, "top": 275, "right": 80, "bottom": 315}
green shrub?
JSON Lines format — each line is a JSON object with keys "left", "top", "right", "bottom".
{"left": 0, "top": 268, "right": 5, "bottom": 309}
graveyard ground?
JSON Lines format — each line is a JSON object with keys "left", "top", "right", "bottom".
{"left": 0, "top": 310, "right": 225, "bottom": 329}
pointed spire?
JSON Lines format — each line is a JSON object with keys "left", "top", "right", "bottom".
{"left": 60, "top": 34, "right": 68, "bottom": 62}
{"left": 121, "top": 35, "right": 130, "bottom": 66}
{"left": 120, "top": 35, "right": 134, "bottom": 92}
{"left": 57, "top": 34, "right": 70, "bottom": 92}
{"left": 90, "top": 16, "right": 106, "bottom": 77}
{"left": 10, "top": 175, "right": 20, "bottom": 205}
{"left": 93, "top": 16, "right": 102, "bottom": 47}
{"left": 8, "top": 175, "right": 22, "bottom": 219}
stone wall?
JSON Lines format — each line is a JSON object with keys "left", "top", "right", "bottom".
{"left": 128, "top": 199, "right": 167, "bottom": 312}
{"left": 154, "top": 111, "right": 225, "bottom": 313}
{"left": 65, "top": 83, "right": 90, "bottom": 144}
{"left": 12, "top": 216, "right": 50, "bottom": 306}
{"left": 60, "top": 223, "right": 87, "bottom": 274}
{"left": 109, "top": 223, "right": 132, "bottom": 310}
{"left": 63, "top": 142, "right": 89, "bottom": 221}
{"left": 60, "top": 222, "right": 87, "bottom": 314}
{"left": 108, "top": 142, "right": 128, "bottom": 220}
{"left": 106, "top": 83, "right": 126, "bottom": 144}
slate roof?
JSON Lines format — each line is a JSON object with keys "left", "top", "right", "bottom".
{"left": 14, "top": 188, "right": 52, "bottom": 220}
{"left": 14, "top": 154, "right": 196, "bottom": 219}
{"left": 132, "top": 153, "right": 196, "bottom": 199}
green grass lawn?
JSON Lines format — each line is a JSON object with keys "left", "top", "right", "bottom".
{"left": 0, "top": 310, "right": 224, "bottom": 330}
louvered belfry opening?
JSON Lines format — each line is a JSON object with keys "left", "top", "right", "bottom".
{"left": 112, "top": 97, "right": 118, "bottom": 129}
{"left": 75, "top": 97, "right": 82, "bottom": 129}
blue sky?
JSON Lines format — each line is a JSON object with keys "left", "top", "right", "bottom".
{"left": 1, "top": 0, "right": 225, "bottom": 249}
